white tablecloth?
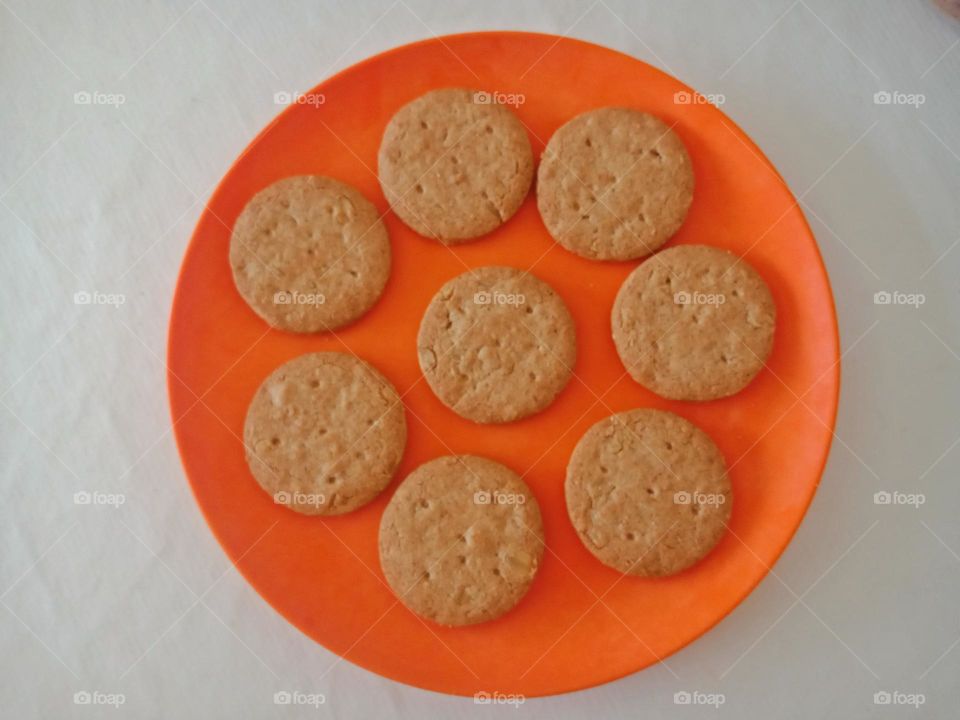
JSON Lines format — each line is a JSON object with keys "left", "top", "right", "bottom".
{"left": 2, "top": 1, "right": 958, "bottom": 717}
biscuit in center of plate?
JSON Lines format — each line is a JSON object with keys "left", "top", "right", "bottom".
{"left": 243, "top": 352, "right": 406, "bottom": 515}
{"left": 417, "top": 266, "right": 576, "bottom": 423}
{"left": 612, "top": 244, "right": 776, "bottom": 401}
{"left": 379, "top": 455, "right": 544, "bottom": 626}
{"left": 378, "top": 88, "right": 534, "bottom": 243}
{"left": 537, "top": 107, "right": 694, "bottom": 261}
{"left": 566, "top": 409, "right": 731, "bottom": 576}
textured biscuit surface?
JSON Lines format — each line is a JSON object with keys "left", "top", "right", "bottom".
{"left": 230, "top": 176, "right": 390, "bottom": 333}
{"left": 537, "top": 108, "right": 694, "bottom": 261}
{"left": 417, "top": 266, "right": 576, "bottom": 423}
{"left": 566, "top": 409, "right": 731, "bottom": 576}
{"left": 379, "top": 455, "right": 544, "bottom": 626}
{"left": 612, "top": 244, "right": 776, "bottom": 401}
{"left": 244, "top": 352, "right": 406, "bottom": 515}
{"left": 378, "top": 88, "right": 534, "bottom": 243}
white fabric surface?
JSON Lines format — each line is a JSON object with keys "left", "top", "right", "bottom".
{"left": 2, "top": 0, "right": 959, "bottom": 717}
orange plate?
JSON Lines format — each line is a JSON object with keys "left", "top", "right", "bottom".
{"left": 168, "top": 32, "right": 839, "bottom": 697}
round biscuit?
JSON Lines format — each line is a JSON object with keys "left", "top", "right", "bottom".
{"left": 230, "top": 176, "right": 390, "bottom": 333}
{"left": 378, "top": 88, "right": 534, "bottom": 243}
{"left": 379, "top": 455, "right": 544, "bottom": 626}
{"left": 417, "top": 266, "right": 576, "bottom": 423}
{"left": 612, "top": 244, "right": 776, "bottom": 401}
{"left": 243, "top": 352, "right": 406, "bottom": 515}
{"left": 537, "top": 107, "right": 693, "bottom": 261}
{"left": 566, "top": 409, "right": 731, "bottom": 576}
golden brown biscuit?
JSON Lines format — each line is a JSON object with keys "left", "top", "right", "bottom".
{"left": 566, "top": 409, "right": 731, "bottom": 576}
{"left": 417, "top": 266, "right": 576, "bottom": 423}
{"left": 230, "top": 176, "right": 390, "bottom": 333}
{"left": 537, "top": 108, "right": 693, "bottom": 261}
{"left": 379, "top": 455, "right": 544, "bottom": 626}
{"left": 378, "top": 88, "right": 534, "bottom": 243}
{"left": 612, "top": 244, "right": 776, "bottom": 401}
{"left": 243, "top": 352, "right": 406, "bottom": 515}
